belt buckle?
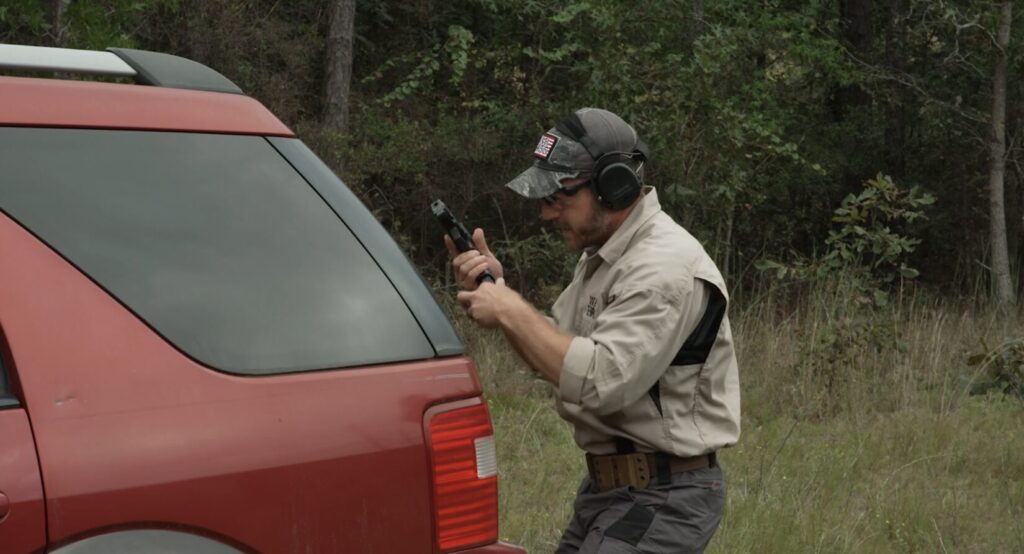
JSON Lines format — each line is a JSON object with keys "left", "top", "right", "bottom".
{"left": 590, "top": 453, "right": 651, "bottom": 491}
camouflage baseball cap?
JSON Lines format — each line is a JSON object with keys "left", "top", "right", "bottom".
{"left": 505, "top": 108, "right": 642, "bottom": 199}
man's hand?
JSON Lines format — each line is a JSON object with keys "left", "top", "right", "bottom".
{"left": 456, "top": 276, "right": 571, "bottom": 385}
{"left": 445, "top": 228, "right": 504, "bottom": 290}
{"left": 456, "top": 277, "right": 516, "bottom": 328}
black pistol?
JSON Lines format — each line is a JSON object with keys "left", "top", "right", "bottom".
{"left": 432, "top": 199, "right": 495, "bottom": 284}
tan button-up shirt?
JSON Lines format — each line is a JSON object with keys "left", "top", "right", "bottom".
{"left": 553, "top": 188, "right": 741, "bottom": 456}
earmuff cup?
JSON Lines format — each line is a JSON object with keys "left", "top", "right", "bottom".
{"left": 594, "top": 157, "right": 642, "bottom": 210}
{"left": 555, "top": 111, "right": 647, "bottom": 210}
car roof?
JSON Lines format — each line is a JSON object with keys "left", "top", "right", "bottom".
{"left": 0, "top": 44, "right": 293, "bottom": 136}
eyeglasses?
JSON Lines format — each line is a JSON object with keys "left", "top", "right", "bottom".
{"left": 541, "top": 179, "right": 591, "bottom": 207}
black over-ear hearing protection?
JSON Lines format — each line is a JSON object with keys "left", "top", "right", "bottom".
{"left": 555, "top": 112, "right": 650, "bottom": 210}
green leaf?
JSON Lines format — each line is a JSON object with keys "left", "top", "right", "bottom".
{"left": 899, "top": 266, "right": 920, "bottom": 279}
{"left": 873, "top": 290, "right": 889, "bottom": 307}
{"left": 550, "top": 3, "right": 590, "bottom": 24}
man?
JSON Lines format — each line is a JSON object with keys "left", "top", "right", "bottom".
{"left": 447, "top": 108, "right": 740, "bottom": 553}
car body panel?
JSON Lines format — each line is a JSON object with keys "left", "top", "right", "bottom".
{"left": 0, "top": 408, "right": 46, "bottom": 552}
{"left": 0, "top": 76, "right": 293, "bottom": 136}
{"left": 0, "top": 211, "right": 481, "bottom": 552}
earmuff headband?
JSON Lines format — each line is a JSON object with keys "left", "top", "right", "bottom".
{"left": 555, "top": 112, "right": 603, "bottom": 160}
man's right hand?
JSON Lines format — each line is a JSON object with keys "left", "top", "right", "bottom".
{"left": 445, "top": 228, "right": 504, "bottom": 290}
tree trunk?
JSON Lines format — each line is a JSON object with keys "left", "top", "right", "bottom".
{"left": 883, "top": 0, "right": 907, "bottom": 179}
{"left": 834, "top": 0, "right": 872, "bottom": 189}
{"left": 835, "top": 0, "right": 872, "bottom": 115}
{"left": 688, "top": 0, "right": 704, "bottom": 44}
{"left": 49, "top": 0, "right": 72, "bottom": 46}
{"left": 324, "top": 0, "right": 357, "bottom": 135}
{"left": 840, "top": 0, "right": 872, "bottom": 49}
{"left": 988, "top": 0, "right": 1016, "bottom": 311}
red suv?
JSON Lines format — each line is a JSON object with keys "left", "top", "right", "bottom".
{"left": 0, "top": 44, "right": 523, "bottom": 554}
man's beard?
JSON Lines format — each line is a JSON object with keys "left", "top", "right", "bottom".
{"left": 561, "top": 198, "right": 612, "bottom": 252}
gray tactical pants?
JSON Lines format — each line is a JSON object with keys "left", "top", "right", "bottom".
{"left": 555, "top": 464, "right": 725, "bottom": 553}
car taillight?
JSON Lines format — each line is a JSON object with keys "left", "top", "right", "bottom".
{"left": 426, "top": 399, "right": 499, "bottom": 553}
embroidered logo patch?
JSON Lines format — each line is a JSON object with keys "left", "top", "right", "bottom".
{"left": 533, "top": 133, "right": 558, "bottom": 160}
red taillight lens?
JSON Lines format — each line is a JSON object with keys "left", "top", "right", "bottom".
{"left": 427, "top": 400, "right": 499, "bottom": 552}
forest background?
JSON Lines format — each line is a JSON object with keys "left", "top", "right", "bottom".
{"left": 3, "top": 1, "right": 1024, "bottom": 552}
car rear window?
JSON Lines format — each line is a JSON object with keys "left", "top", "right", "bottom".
{"left": 0, "top": 353, "right": 15, "bottom": 408}
{"left": 0, "top": 127, "right": 434, "bottom": 375}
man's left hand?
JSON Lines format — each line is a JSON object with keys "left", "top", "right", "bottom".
{"left": 457, "top": 277, "right": 519, "bottom": 328}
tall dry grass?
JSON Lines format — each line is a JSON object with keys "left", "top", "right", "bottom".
{"left": 451, "top": 282, "right": 1024, "bottom": 553}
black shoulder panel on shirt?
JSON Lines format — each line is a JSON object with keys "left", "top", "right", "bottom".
{"left": 671, "top": 281, "right": 727, "bottom": 366}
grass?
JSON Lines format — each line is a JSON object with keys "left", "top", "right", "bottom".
{"left": 451, "top": 287, "right": 1024, "bottom": 553}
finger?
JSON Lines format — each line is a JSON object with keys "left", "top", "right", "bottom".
{"left": 451, "top": 248, "right": 482, "bottom": 269}
{"left": 444, "top": 234, "right": 459, "bottom": 259}
{"left": 496, "top": 277, "right": 506, "bottom": 287}
{"left": 458, "top": 254, "right": 488, "bottom": 275}
{"left": 472, "top": 228, "right": 493, "bottom": 257}
{"left": 456, "top": 290, "right": 472, "bottom": 307}
{"left": 467, "top": 261, "right": 492, "bottom": 282}
{"left": 447, "top": 238, "right": 481, "bottom": 266}
{"left": 451, "top": 254, "right": 475, "bottom": 283}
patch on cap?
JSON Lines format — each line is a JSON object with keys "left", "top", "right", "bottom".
{"left": 533, "top": 133, "right": 558, "bottom": 160}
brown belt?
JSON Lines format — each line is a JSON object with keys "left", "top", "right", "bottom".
{"left": 586, "top": 452, "right": 712, "bottom": 492}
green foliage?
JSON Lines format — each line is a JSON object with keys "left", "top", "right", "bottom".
{"left": 371, "top": 53, "right": 442, "bottom": 106}
{"left": 445, "top": 24, "right": 475, "bottom": 86}
{"left": 63, "top": 1, "right": 173, "bottom": 49}
{"left": 822, "top": 173, "right": 935, "bottom": 302}
{"left": 756, "top": 173, "right": 933, "bottom": 413}
{"left": 492, "top": 229, "right": 577, "bottom": 304}
{"left": 365, "top": 21, "right": 495, "bottom": 105}
{"left": 801, "top": 308, "right": 905, "bottom": 417}
{"left": 964, "top": 338, "right": 1024, "bottom": 401}
{"left": 0, "top": 0, "right": 49, "bottom": 43}
{"left": 0, "top": 0, "right": 177, "bottom": 49}
{"left": 758, "top": 173, "right": 933, "bottom": 307}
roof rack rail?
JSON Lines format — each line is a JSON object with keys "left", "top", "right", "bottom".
{"left": 0, "top": 44, "right": 243, "bottom": 94}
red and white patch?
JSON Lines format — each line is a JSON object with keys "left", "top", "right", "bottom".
{"left": 533, "top": 133, "right": 558, "bottom": 160}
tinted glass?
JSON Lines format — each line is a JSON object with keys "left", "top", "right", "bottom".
{"left": 0, "top": 128, "right": 434, "bottom": 374}
{"left": 0, "top": 356, "right": 7, "bottom": 394}
{"left": 268, "top": 138, "right": 464, "bottom": 356}
{"left": 0, "top": 355, "right": 14, "bottom": 408}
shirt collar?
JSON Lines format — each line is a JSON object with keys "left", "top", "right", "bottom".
{"left": 588, "top": 186, "right": 661, "bottom": 266}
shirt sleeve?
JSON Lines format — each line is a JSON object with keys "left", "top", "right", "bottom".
{"left": 558, "top": 278, "right": 711, "bottom": 416}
